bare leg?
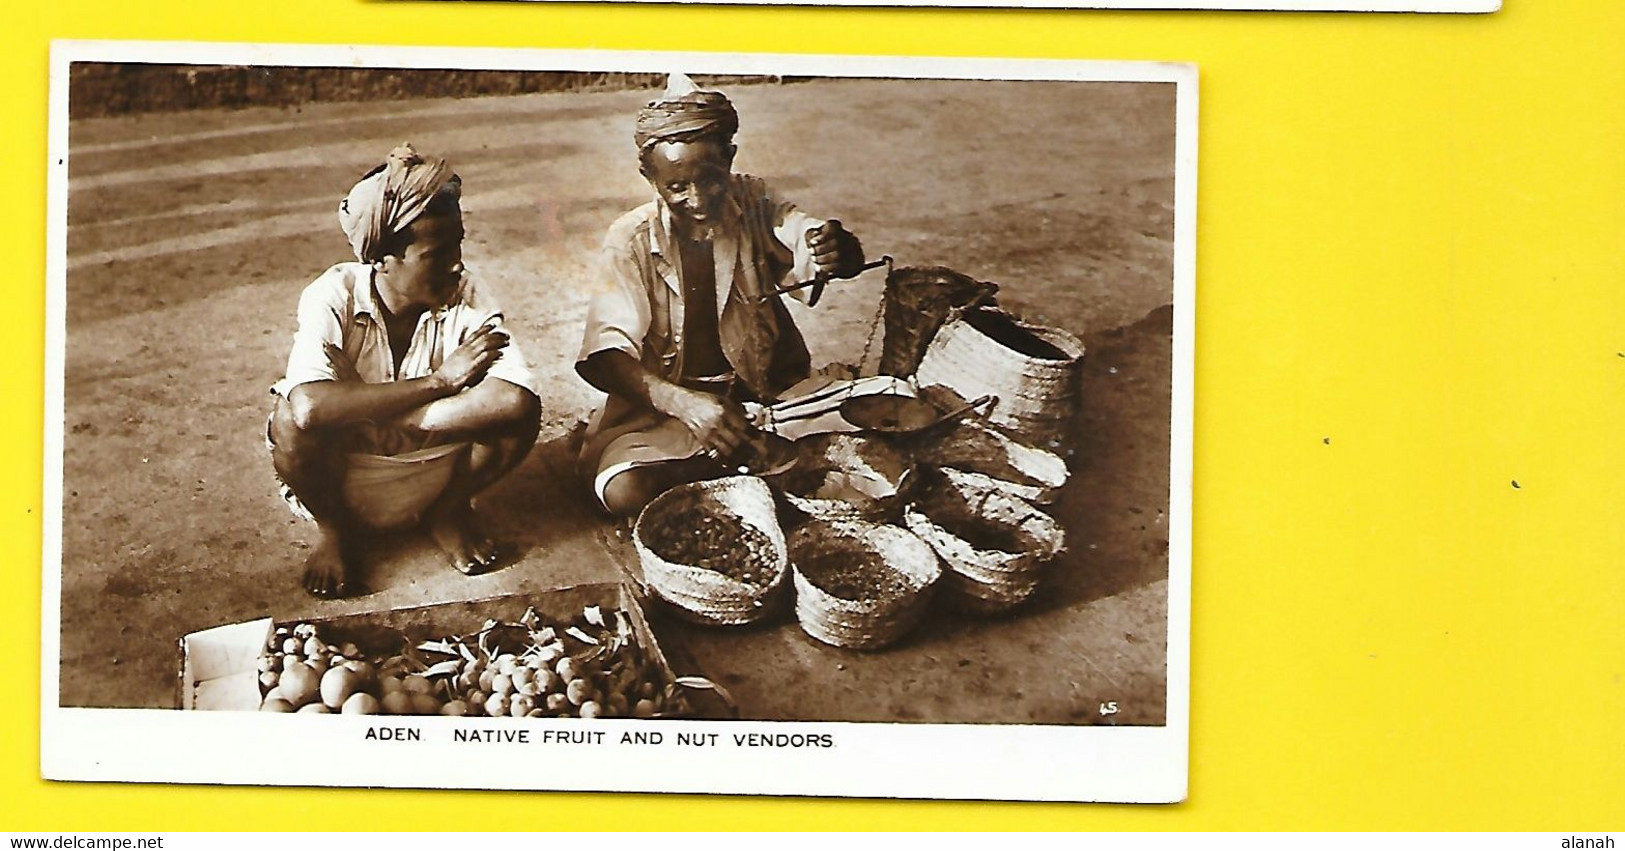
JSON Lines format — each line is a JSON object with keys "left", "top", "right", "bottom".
{"left": 269, "top": 396, "right": 361, "bottom": 597}
{"left": 599, "top": 456, "right": 729, "bottom": 520}
{"left": 423, "top": 389, "right": 541, "bottom": 573}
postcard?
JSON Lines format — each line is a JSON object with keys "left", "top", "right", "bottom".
{"left": 43, "top": 41, "right": 1193, "bottom": 802}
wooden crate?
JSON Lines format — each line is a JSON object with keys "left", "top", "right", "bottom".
{"left": 178, "top": 582, "right": 729, "bottom": 718}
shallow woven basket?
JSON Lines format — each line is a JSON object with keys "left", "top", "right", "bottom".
{"left": 633, "top": 476, "right": 790, "bottom": 626}
{"left": 940, "top": 569, "right": 1041, "bottom": 615}
{"left": 902, "top": 472, "right": 1065, "bottom": 614}
{"left": 914, "top": 309, "right": 1085, "bottom": 445}
{"left": 908, "top": 399, "right": 1070, "bottom": 505}
{"left": 768, "top": 433, "right": 915, "bottom": 523}
{"left": 788, "top": 521, "right": 941, "bottom": 650}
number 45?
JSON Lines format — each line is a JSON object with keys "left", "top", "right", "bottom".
{"left": 1099, "top": 701, "right": 1119, "bottom": 716}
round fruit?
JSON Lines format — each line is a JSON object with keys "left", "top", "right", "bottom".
{"left": 478, "top": 669, "right": 497, "bottom": 693}
{"left": 491, "top": 674, "right": 514, "bottom": 696}
{"left": 279, "top": 663, "right": 322, "bottom": 709}
{"left": 466, "top": 690, "right": 488, "bottom": 716}
{"left": 321, "top": 665, "right": 364, "bottom": 709}
{"left": 634, "top": 699, "right": 656, "bottom": 718}
{"left": 381, "top": 691, "right": 414, "bottom": 716}
{"left": 298, "top": 702, "right": 332, "bottom": 714}
{"left": 566, "top": 678, "right": 592, "bottom": 706}
{"left": 537, "top": 670, "right": 563, "bottom": 694}
{"left": 495, "top": 654, "right": 518, "bottom": 675}
{"left": 579, "top": 701, "right": 602, "bottom": 719}
{"left": 556, "top": 658, "right": 580, "bottom": 682}
{"left": 259, "top": 671, "right": 280, "bottom": 689}
{"left": 342, "top": 693, "right": 381, "bottom": 715}
{"left": 401, "top": 675, "right": 432, "bottom": 695}
{"left": 307, "top": 653, "right": 332, "bottom": 673}
{"left": 261, "top": 697, "right": 295, "bottom": 713}
{"left": 511, "top": 667, "right": 534, "bottom": 688}
{"left": 256, "top": 655, "right": 275, "bottom": 674}
{"left": 484, "top": 693, "right": 509, "bottom": 718}
{"left": 343, "top": 660, "right": 376, "bottom": 684}
{"left": 545, "top": 693, "right": 569, "bottom": 713}
{"left": 303, "top": 637, "right": 325, "bottom": 657}
{"left": 282, "top": 637, "right": 301, "bottom": 655}
{"left": 410, "top": 693, "right": 443, "bottom": 715}
{"left": 510, "top": 695, "right": 536, "bottom": 717}
{"left": 379, "top": 675, "right": 405, "bottom": 695}
{"left": 537, "top": 645, "right": 563, "bottom": 666}
{"left": 441, "top": 700, "right": 468, "bottom": 717}
{"left": 282, "top": 655, "right": 302, "bottom": 672}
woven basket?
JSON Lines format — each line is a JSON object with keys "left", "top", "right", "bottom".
{"left": 768, "top": 433, "right": 915, "bottom": 523}
{"left": 879, "top": 266, "right": 1000, "bottom": 378}
{"left": 633, "top": 476, "right": 789, "bottom": 626}
{"left": 909, "top": 397, "right": 1070, "bottom": 504}
{"left": 902, "top": 472, "right": 1065, "bottom": 614}
{"left": 787, "top": 521, "right": 940, "bottom": 650}
{"left": 914, "top": 308, "right": 1085, "bottom": 445}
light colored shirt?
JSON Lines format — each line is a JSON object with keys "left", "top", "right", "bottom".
{"left": 577, "top": 174, "right": 825, "bottom": 401}
{"left": 272, "top": 262, "right": 537, "bottom": 401}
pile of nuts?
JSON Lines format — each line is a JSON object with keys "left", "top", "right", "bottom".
{"left": 647, "top": 511, "right": 779, "bottom": 586}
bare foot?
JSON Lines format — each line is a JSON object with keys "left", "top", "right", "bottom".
{"left": 302, "top": 523, "right": 356, "bottom": 598}
{"left": 426, "top": 500, "right": 498, "bottom": 575}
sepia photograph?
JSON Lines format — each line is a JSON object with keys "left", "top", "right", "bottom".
{"left": 43, "top": 42, "right": 1194, "bottom": 802}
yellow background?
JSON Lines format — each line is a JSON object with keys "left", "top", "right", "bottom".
{"left": 4, "top": 0, "right": 1622, "bottom": 831}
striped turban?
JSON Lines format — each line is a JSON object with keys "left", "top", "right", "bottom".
{"left": 634, "top": 73, "right": 739, "bottom": 153}
{"left": 338, "top": 143, "right": 459, "bottom": 263}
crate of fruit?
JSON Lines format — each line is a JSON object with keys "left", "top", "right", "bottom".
{"left": 178, "top": 582, "right": 733, "bottom": 719}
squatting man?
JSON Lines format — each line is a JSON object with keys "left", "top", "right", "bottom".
{"left": 270, "top": 145, "right": 540, "bottom": 597}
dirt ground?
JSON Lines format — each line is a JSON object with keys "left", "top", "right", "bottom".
{"left": 59, "top": 76, "right": 1177, "bottom": 725}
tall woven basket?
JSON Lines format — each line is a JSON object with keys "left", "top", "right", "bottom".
{"left": 902, "top": 472, "right": 1065, "bottom": 614}
{"left": 787, "top": 521, "right": 941, "bottom": 650}
{"left": 633, "top": 476, "right": 790, "bottom": 626}
{"left": 914, "top": 308, "right": 1085, "bottom": 446}
{"left": 879, "top": 266, "right": 1000, "bottom": 378}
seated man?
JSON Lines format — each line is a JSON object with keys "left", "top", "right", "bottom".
{"left": 577, "top": 75, "right": 866, "bottom": 518}
{"left": 270, "top": 144, "right": 541, "bottom": 597}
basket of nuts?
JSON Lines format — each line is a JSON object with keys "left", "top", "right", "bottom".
{"left": 903, "top": 469, "right": 1066, "bottom": 614}
{"left": 788, "top": 520, "right": 941, "bottom": 650}
{"left": 633, "top": 475, "right": 790, "bottom": 626}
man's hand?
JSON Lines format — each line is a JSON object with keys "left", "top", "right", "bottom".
{"left": 653, "top": 383, "right": 750, "bottom": 457}
{"left": 324, "top": 343, "right": 362, "bottom": 383}
{"left": 807, "top": 219, "right": 865, "bottom": 280}
{"left": 434, "top": 324, "right": 509, "bottom": 394}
